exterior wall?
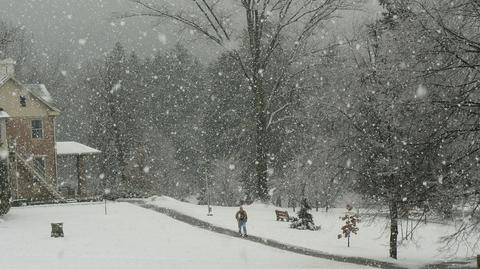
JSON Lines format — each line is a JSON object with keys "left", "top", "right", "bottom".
{"left": 7, "top": 117, "right": 57, "bottom": 177}
{"left": 15, "top": 161, "right": 54, "bottom": 201}
{"left": 0, "top": 80, "right": 55, "bottom": 117}
{"left": 0, "top": 79, "right": 58, "bottom": 201}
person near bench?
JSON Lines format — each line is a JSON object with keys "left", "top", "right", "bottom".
{"left": 235, "top": 206, "right": 248, "bottom": 237}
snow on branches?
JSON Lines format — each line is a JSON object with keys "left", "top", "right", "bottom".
{"left": 290, "top": 198, "right": 320, "bottom": 231}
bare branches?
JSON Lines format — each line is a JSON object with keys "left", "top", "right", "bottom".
{"left": 266, "top": 102, "right": 290, "bottom": 129}
{"left": 0, "top": 22, "right": 20, "bottom": 48}
{"left": 121, "top": 0, "right": 223, "bottom": 45}
{"left": 121, "top": 0, "right": 358, "bottom": 199}
{"left": 123, "top": 0, "right": 352, "bottom": 77}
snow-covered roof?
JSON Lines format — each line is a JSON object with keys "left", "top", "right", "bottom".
{"left": 25, "top": 84, "right": 53, "bottom": 103}
{"left": 0, "top": 111, "right": 10, "bottom": 118}
{"left": 26, "top": 83, "right": 60, "bottom": 112}
{"left": 56, "top": 142, "right": 101, "bottom": 156}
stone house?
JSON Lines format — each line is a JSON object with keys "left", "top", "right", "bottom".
{"left": 0, "top": 59, "right": 100, "bottom": 202}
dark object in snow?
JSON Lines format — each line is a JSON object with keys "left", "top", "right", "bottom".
{"left": 275, "top": 210, "right": 290, "bottom": 221}
{"left": 19, "top": 95, "right": 26, "bottom": 107}
{"left": 477, "top": 255, "right": 479, "bottom": 269}
{"left": 51, "top": 222, "right": 64, "bottom": 238}
{"left": 337, "top": 204, "right": 360, "bottom": 247}
{"left": 290, "top": 198, "right": 320, "bottom": 231}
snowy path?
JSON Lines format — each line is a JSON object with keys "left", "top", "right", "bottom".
{"left": 126, "top": 197, "right": 477, "bottom": 269}
{"left": 0, "top": 202, "right": 375, "bottom": 269}
{"left": 126, "top": 199, "right": 408, "bottom": 269}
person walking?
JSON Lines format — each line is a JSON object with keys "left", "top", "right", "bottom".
{"left": 235, "top": 206, "right": 248, "bottom": 237}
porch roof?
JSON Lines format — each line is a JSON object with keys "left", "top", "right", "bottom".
{"left": 0, "top": 111, "right": 10, "bottom": 118}
{"left": 56, "top": 141, "right": 101, "bottom": 156}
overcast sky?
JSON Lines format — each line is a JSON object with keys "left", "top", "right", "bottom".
{"left": 0, "top": 0, "right": 382, "bottom": 63}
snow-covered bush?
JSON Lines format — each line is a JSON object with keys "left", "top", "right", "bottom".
{"left": 290, "top": 198, "right": 320, "bottom": 231}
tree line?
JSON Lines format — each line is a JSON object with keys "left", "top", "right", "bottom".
{"left": 1, "top": 0, "right": 479, "bottom": 259}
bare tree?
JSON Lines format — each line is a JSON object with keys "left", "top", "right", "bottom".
{"left": 121, "top": 0, "right": 354, "bottom": 200}
{"left": 0, "top": 21, "right": 16, "bottom": 50}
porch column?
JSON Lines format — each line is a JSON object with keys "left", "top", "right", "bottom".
{"left": 77, "top": 155, "right": 86, "bottom": 197}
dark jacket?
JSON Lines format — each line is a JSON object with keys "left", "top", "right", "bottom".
{"left": 235, "top": 209, "right": 248, "bottom": 222}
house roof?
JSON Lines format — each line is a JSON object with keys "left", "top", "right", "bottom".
{"left": 25, "top": 84, "right": 53, "bottom": 103}
{"left": 0, "top": 75, "right": 60, "bottom": 113}
{"left": 24, "top": 83, "right": 59, "bottom": 112}
{"left": 56, "top": 141, "right": 102, "bottom": 156}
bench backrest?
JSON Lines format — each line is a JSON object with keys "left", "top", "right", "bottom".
{"left": 275, "top": 210, "right": 289, "bottom": 217}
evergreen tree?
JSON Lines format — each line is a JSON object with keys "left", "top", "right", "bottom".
{"left": 290, "top": 198, "right": 320, "bottom": 231}
{"left": 141, "top": 43, "right": 208, "bottom": 198}
{"left": 0, "top": 158, "right": 10, "bottom": 215}
{"left": 344, "top": 5, "right": 447, "bottom": 259}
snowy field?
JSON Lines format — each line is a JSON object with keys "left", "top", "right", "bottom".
{"left": 143, "top": 196, "right": 477, "bottom": 269}
{"left": 0, "top": 202, "right": 374, "bottom": 269}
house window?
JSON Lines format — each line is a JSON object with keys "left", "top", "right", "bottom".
{"left": 32, "top": 119, "right": 44, "bottom": 139}
{"left": 20, "top": 96, "right": 27, "bottom": 107}
{"left": 33, "top": 156, "right": 46, "bottom": 178}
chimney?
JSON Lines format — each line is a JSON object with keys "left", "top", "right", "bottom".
{"left": 0, "top": 58, "right": 16, "bottom": 77}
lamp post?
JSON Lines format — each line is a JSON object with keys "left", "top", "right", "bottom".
{"left": 191, "top": 146, "right": 215, "bottom": 216}
{"left": 104, "top": 188, "right": 110, "bottom": 215}
{"left": 206, "top": 173, "right": 213, "bottom": 216}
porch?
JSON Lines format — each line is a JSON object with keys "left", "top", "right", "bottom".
{"left": 56, "top": 141, "right": 101, "bottom": 199}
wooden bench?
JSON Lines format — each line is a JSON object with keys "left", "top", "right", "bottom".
{"left": 275, "top": 210, "right": 290, "bottom": 221}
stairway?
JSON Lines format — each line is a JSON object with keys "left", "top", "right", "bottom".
{"left": 14, "top": 152, "right": 64, "bottom": 201}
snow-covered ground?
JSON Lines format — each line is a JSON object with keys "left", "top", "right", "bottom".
{"left": 0, "top": 202, "right": 374, "bottom": 269}
{"left": 143, "top": 196, "right": 477, "bottom": 269}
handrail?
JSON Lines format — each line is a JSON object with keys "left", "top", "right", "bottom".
{"left": 14, "top": 151, "right": 64, "bottom": 200}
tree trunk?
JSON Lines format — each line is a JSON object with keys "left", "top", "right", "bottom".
{"left": 253, "top": 77, "right": 269, "bottom": 201}
{"left": 76, "top": 155, "right": 86, "bottom": 197}
{"left": 389, "top": 200, "right": 399, "bottom": 259}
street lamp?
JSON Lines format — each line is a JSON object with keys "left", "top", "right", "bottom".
{"left": 206, "top": 173, "right": 213, "bottom": 216}
{"left": 104, "top": 188, "right": 111, "bottom": 215}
